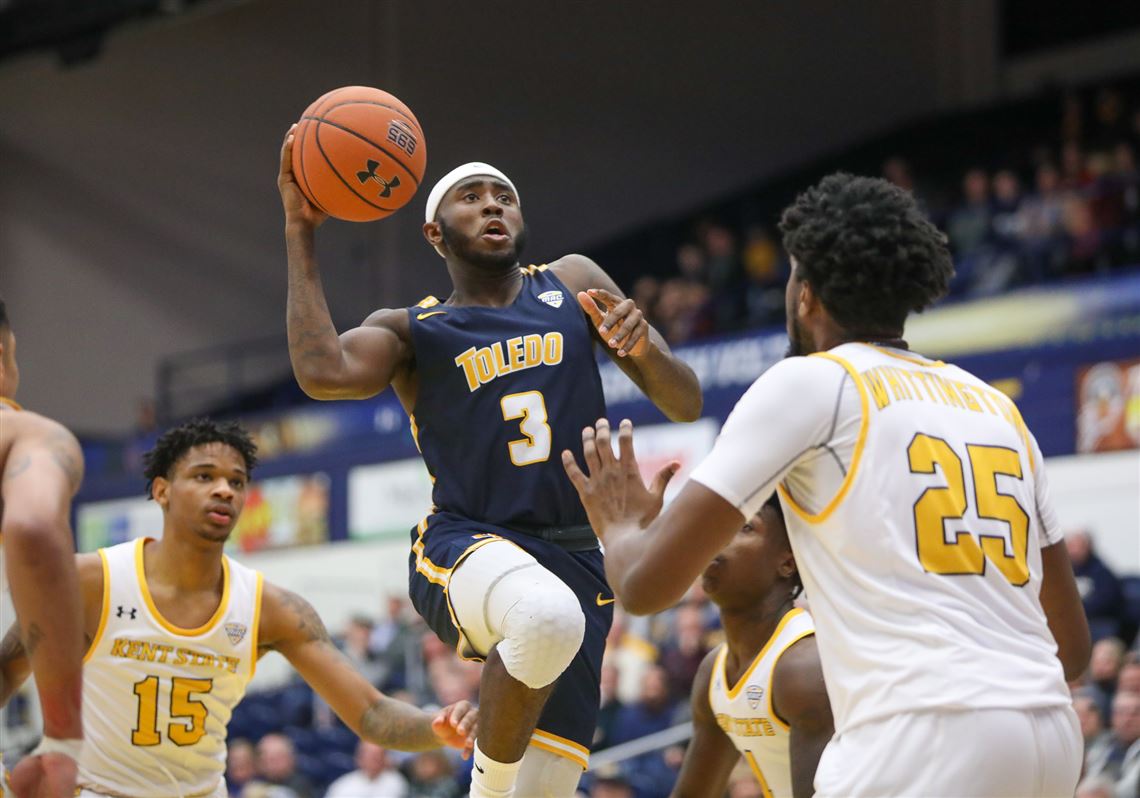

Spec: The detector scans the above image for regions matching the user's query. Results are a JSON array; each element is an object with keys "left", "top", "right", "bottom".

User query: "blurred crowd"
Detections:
[
  {"left": 629, "top": 84, "right": 1140, "bottom": 346},
  {"left": 223, "top": 526, "right": 1140, "bottom": 798},
  {"left": 1067, "top": 530, "right": 1140, "bottom": 798}
]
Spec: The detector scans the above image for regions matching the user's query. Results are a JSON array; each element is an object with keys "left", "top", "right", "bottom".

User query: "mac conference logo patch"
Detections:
[
  {"left": 225, "top": 622, "right": 248, "bottom": 646},
  {"left": 538, "top": 290, "right": 563, "bottom": 309},
  {"left": 746, "top": 685, "right": 764, "bottom": 710}
]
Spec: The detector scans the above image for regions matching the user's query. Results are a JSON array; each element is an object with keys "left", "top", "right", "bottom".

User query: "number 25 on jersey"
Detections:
[{"left": 908, "top": 433, "right": 1030, "bottom": 586}]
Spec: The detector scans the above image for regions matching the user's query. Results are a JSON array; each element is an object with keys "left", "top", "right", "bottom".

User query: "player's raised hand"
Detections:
[
  {"left": 9, "top": 751, "right": 78, "bottom": 798},
  {"left": 562, "top": 419, "right": 679, "bottom": 538},
  {"left": 431, "top": 700, "right": 478, "bottom": 759},
  {"left": 278, "top": 124, "right": 329, "bottom": 229},
  {"left": 578, "top": 289, "right": 650, "bottom": 358}
]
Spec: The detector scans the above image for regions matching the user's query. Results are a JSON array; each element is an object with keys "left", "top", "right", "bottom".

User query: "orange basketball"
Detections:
[{"left": 292, "top": 86, "right": 427, "bottom": 222}]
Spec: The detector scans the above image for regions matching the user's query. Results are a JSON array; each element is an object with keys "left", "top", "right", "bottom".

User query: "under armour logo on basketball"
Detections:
[
  {"left": 356, "top": 160, "right": 401, "bottom": 198},
  {"left": 116, "top": 606, "right": 137, "bottom": 620}
]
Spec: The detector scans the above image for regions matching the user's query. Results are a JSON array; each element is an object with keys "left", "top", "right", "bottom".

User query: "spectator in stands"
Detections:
[
  {"left": 1120, "top": 660, "right": 1140, "bottom": 695},
  {"left": 1076, "top": 691, "right": 1114, "bottom": 776},
  {"left": 741, "top": 225, "right": 785, "bottom": 326},
  {"left": 325, "top": 741, "right": 409, "bottom": 798},
  {"left": 370, "top": 596, "right": 414, "bottom": 690},
  {"left": 631, "top": 276, "right": 662, "bottom": 332},
  {"left": 1062, "top": 141, "right": 1094, "bottom": 190},
  {"left": 256, "top": 733, "right": 316, "bottom": 798},
  {"left": 226, "top": 739, "right": 258, "bottom": 796},
  {"left": 1068, "top": 530, "right": 1124, "bottom": 641},
  {"left": 946, "top": 168, "right": 992, "bottom": 293},
  {"left": 979, "top": 168, "right": 1024, "bottom": 294},
  {"left": 594, "top": 661, "right": 625, "bottom": 751},
  {"left": 658, "top": 603, "right": 710, "bottom": 705},
  {"left": 610, "top": 665, "right": 680, "bottom": 798},
  {"left": 1015, "top": 163, "right": 1070, "bottom": 282},
  {"left": 406, "top": 749, "right": 461, "bottom": 798},
  {"left": 1087, "top": 638, "right": 1129, "bottom": 721},
  {"left": 1086, "top": 690, "right": 1140, "bottom": 794},
  {"left": 343, "top": 615, "right": 385, "bottom": 685}
]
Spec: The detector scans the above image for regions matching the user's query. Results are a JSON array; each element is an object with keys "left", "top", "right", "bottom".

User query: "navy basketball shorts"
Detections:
[{"left": 408, "top": 510, "right": 613, "bottom": 769}]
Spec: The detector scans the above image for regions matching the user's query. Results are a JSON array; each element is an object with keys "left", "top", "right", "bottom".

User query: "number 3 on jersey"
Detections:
[
  {"left": 908, "top": 433, "right": 1030, "bottom": 586},
  {"left": 132, "top": 676, "right": 212, "bottom": 746},
  {"left": 501, "top": 390, "right": 551, "bottom": 466}
]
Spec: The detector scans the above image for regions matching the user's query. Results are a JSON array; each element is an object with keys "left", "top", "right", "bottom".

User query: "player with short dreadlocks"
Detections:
[
  {"left": 566, "top": 173, "right": 1090, "bottom": 797},
  {"left": 673, "top": 495, "right": 830, "bottom": 798}
]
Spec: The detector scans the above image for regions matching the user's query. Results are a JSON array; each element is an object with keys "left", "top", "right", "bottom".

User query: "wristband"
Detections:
[{"left": 30, "top": 737, "right": 83, "bottom": 763}]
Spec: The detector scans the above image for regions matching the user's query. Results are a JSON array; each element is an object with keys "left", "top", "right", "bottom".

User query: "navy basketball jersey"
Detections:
[{"left": 407, "top": 265, "right": 606, "bottom": 528}]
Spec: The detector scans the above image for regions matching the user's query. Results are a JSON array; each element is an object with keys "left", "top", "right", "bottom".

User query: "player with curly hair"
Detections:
[
  {"left": 1, "top": 418, "right": 477, "bottom": 798},
  {"left": 566, "top": 173, "right": 1091, "bottom": 797}
]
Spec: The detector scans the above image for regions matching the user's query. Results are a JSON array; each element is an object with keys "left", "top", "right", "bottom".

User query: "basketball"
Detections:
[{"left": 291, "top": 86, "right": 427, "bottom": 222}]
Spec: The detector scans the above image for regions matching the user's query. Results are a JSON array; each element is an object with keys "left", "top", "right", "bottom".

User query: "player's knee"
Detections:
[{"left": 497, "top": 576, "right": 584, "bottom": 690}]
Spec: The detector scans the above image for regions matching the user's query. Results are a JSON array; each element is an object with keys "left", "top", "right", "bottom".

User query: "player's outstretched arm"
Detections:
[
  {"left": 550, "top": 254, "right": 702, "bottom": 422},
  {"left": 1, "top": 418, "right": 85, "bottom": 742},
  {"left": 278, "top": 127, "right": 412, "bottom": 401},
  {"left": 670, "top": 649, "right": 740, "bottom": 798},
  {"left": 771, "top": 636, "right": 833, "bottom": 798},
  {"left": 258, "top": 583, "right": 476, "bottom": 755}
]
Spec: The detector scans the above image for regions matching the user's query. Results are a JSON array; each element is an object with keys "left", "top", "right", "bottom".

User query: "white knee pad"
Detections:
[
  {"left": 514, "top": 745, "right": 585, "bottom": 798},
  {"left": 448, "top": 540, "right": 585, "bottom": 689}
]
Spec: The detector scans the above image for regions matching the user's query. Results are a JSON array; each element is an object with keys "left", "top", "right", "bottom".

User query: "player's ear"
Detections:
[
  {"left": 151, "top": 476, "right": 170, "bottom": 507},
  {"left": 422, "top": 221, "right": 447, "bottom": 259},
  {"left": 797, "top": 278, "right": 817, "bottom": 319},
  {"left": 777, "top": 549, "right": 797, "bottom": 581}
]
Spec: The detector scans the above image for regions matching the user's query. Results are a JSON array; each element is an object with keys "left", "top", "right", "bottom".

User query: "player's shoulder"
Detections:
[
  {"left": 770, "top": 633, "right": 828, "bottom": 720},
  {"left": 690, "top": 643, "right": 725, "bottom": 714},
  {"left": 746, "top": 354, "right": 850, "bottom": 402},
  {"left": 2, "top": 408, "right": 77, "bottom": 445},
  {"left": 545, "top": 253, "right": 603, "bottom": 291},
  {"left": 76, "top": 550, "right": 107, "bottom": 610},
  {"left": 361, "top": 306, "right": 412, "bottom": 335}
]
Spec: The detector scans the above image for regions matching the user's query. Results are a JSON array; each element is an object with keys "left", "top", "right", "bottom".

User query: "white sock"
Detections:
[{"left": 469, "top": 740, "right": 522, "bottom": 798}]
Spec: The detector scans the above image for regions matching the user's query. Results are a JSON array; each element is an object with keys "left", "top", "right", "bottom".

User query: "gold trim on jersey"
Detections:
[
  {"left": 742, "top": 750, "right": 774, "bottom": 798},
  {"left": 856, "top": 343, "right": 946, "bottom": 368},
  {"left": 248, "top": 572, "right": 265, "bottom": 681},
  {"left": 766, "top": 629, "right": 815, "bottom": 733},
  {"left": 134, "top": 538, "right": 231, "bottom": 637},
  {"left": 416, "top": 296, "right": 441, "bottom": 309},
  {"left": 778, "top": 352, "right": 869, "bottom": 525},
  {"left": 412, "top": 518, "right": 450, "bottom": 587},
  {"left": 0, "top": 397, "right": 22, "bottom": 411},
  {"left": 530, "top": 728, "right": 589, "bottom": 770},
  {"left": 520, "top": 264, "right": 549, "bottom": 275},
  {"left": 720, "top": 608, "right": 806, "bottom": 701},
  {"left": 83, "top": 549, "right": 112, "bottom": 663}
]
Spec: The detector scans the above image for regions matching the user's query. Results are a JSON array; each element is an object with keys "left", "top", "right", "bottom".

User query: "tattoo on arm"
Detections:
[
  {"left": 360, "top": 696, "right": 438, "bottom": 751},
  {"left": 3, "top": 455, "right": 31, "bottom": 481},
  {"left": 278, "top": 589, "right": 333, "bottom": 645},
  {"left": 47, "top": 429, "right": 83, "bottom": 491},
  {"left": 0, "top": 625, "right": 25, "bottom": 666}
]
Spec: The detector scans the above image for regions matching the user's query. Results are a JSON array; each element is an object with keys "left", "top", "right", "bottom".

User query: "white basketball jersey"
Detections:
[
  {"left": 708, "top": 608, "right": 814, "bottom": 798},
  {"left": 78, "top": 538, "right": 263, "bottom": 798},
  {"left": 691, "top": 343, "right": 1070, "bottom": 735}
]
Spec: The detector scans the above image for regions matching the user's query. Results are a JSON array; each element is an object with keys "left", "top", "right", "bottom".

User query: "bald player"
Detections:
[{"left": 0, "top": 298, "right": 86, "bottom": 798}]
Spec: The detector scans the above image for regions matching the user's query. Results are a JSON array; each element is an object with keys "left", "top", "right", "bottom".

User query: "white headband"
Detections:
[{"left": 424, "top": 162, "right": 519, "bottom": 223}]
